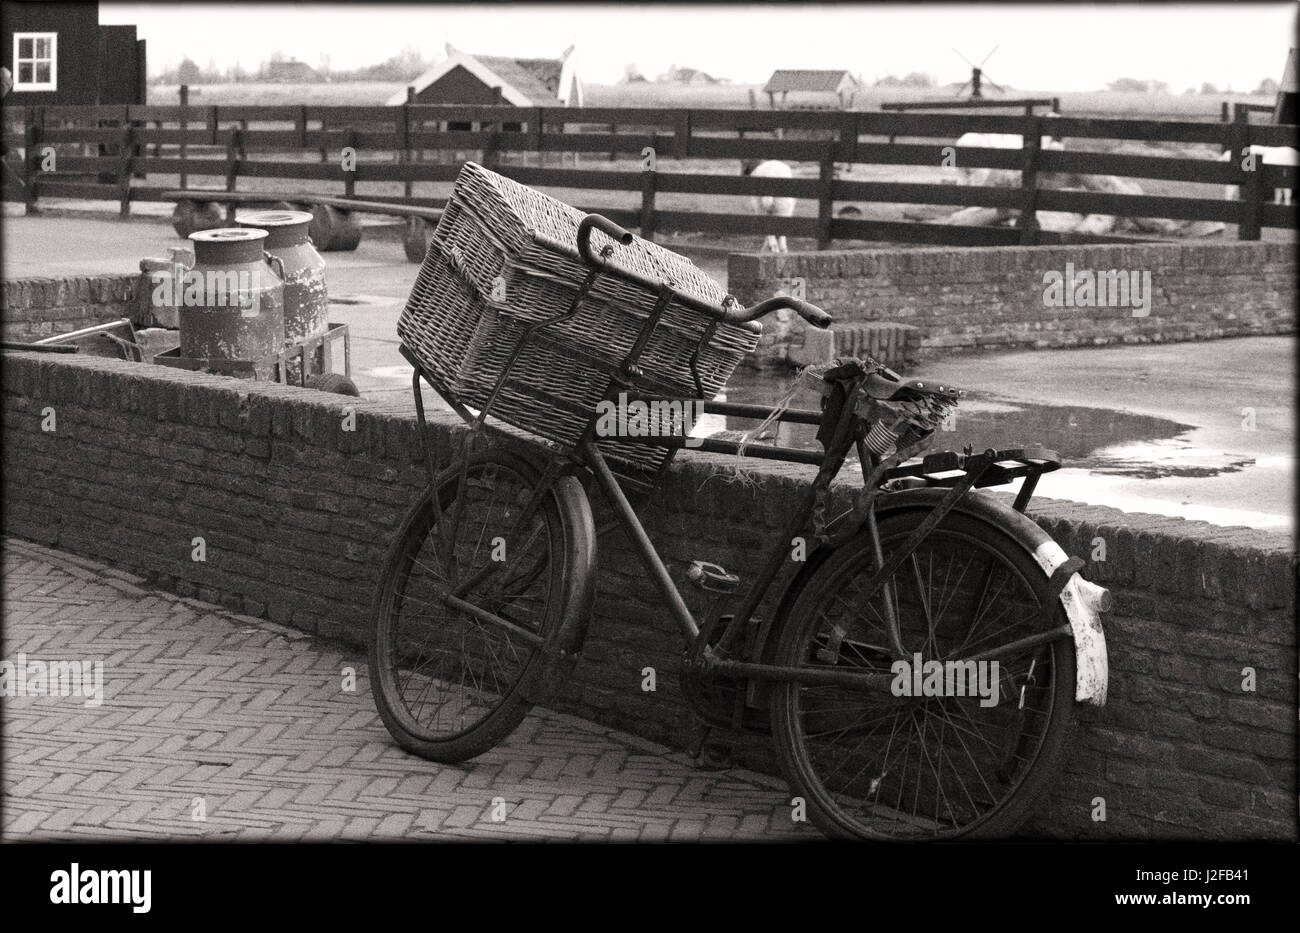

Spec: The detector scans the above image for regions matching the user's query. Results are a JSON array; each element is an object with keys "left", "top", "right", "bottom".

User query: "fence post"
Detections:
[
  {"left": 533, "top": 106, "right": 545, "bottom": 167},
  {"left": 640, "top": 164, "right": 657, "bottom": 242},
  {"left": 118, "top": 123, "right": 136, "bottom": 217},
  {"left": 343, "top": 127, "right": 357, "bottom": 199},
  {"left": 816, "top": 145, "right": 835, "bottom": 250},
  {"left": 224, "top": 126, "right": 244, "bottom": 222},
  {"left": 23, "top": 108, "right": 42, "bottom": 215},
  {"left": 1017, "top": 118, "right": 1043, "bottom": 246},
  {"left": 401, "top": 89, "right": 413, "bottom": 199},
  {"left": 179, "top": 84, "right": 189, "bottom": 189},
  {"left": 1230, "top": 120, "right": 1262, "bottom": 241}
]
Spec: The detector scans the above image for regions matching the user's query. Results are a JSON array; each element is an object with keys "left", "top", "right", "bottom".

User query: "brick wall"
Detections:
[
  {"left": 729, "top": 241, "right": 1297, "bottom": 365},
  {"left": 1, "top": 273, "right": 149, "bottom": 342},
  {"left": 2, "top": 350, "right": 1294, "bottom": 841}
]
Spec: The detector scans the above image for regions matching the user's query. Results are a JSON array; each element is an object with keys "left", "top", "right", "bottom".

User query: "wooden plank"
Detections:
[
  {"left": 1035, "top": 188, "right": 1241, "bottom": 223},
  {"left": 235, "top": 161, "right": 342, "bottom": 181},
  {"left": 38, "top": 181, "right": 118, "bottom": 200},
  {"left": 208, "top": 105, "right": 305, "bottom": 122},
  {"left": 1039, "top": 149, "right": 1237, "bottom": 185},
  {"left": 655, "top": 172, "right": 818, "bottom": 197},
  {"left": 39, "top": 128, "right": 124, "bottom": 143},
  {"left": 684, "top": 136, "right": 840, "bottom": 162},
  {"left": 137, "top": 157, "right": 230, "bottom": 175},
  {"left": 652, "top": 211, "right": 814, "bottom": 236},
  {"left": 833, "top": 180, "right": 1021, "bottom": 208},
  {"left": 129, "top": 128, "right": 212, "bottom": 145},
  {"left": 1044, "top": 117, "right": 1232, "bottom": 145}
]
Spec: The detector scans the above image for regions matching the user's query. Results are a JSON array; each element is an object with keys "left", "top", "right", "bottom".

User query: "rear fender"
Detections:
[
  {"left": 765, "top": 487, "right": 1109, "bottom": 705},
  {"left": 520, "top": 473, "right": 597, "bottom": 702}
]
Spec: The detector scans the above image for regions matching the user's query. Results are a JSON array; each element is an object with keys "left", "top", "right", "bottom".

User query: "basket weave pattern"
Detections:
[{"left": 398, "top": 163, "right": 760, "bottom": 474}]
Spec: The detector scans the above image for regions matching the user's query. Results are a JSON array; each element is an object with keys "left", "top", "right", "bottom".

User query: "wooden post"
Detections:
[
  {"left": 1232, "top": 120, "right": 1261, "bottom": 241},
  {"left": 23, "top": 108, "right": 42, "bottom": 215},
  {"left": 816, "top": 145, "right": 835, "bottom": 250},
  {"left": 640, "top": 165, "right": 657, "bottom": 242},
  {"left": 179, "top": 84, "right": 189, "bottom": 189},
  {"left": 402, "top": 88, "right": 414, "bottom": 199},
  {"left": 118, "top": 124, "right": 136, "bottom": 217},
  {"left": 1220, "top": 100, "right": 1230, "bottom": 123},
  {"left": 343, "top": 127, "right": 357, "bottom": 199},
  {"left": 533, "top": 106, "right": 545, "bottom": 167},
  {"left": 1017, "top": 119, "right": 1043, "bottom": 245},
  {"left": 224, "top": 126, "right": 244, "bottom": 222}
]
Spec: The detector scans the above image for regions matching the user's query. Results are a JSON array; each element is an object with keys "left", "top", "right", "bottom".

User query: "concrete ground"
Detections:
[
  {"left": 2, "top": 207, "right": 1293, "bottom": 530},
  {"left": 2, "top": 537, "right": 813, "bottom": 841}
]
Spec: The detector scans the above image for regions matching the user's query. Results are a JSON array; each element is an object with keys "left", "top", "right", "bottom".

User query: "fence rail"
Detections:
[{"left": 2, "top": 102, "right": 1296, "bottom": 245}]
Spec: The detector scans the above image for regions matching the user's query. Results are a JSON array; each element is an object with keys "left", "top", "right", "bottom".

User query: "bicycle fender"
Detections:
[
  {"left": 782, "top": 488, "right": 1110, "bottom": 706},
  {"left": 520, "top": 474, "right": 598, "bottom": 704}
]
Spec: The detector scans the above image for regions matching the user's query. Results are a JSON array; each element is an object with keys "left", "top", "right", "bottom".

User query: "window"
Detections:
[{"left": 13, "top": 33, "right": 57, "bottom": 91}]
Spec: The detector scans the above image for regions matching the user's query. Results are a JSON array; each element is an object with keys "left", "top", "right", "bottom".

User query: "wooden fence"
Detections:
[{"left": 2, "top": 102, "right": 1296, "bottom": 246}]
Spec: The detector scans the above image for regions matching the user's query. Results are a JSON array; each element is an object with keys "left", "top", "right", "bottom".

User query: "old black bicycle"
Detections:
[{"left": 368, "top": 212, "right": 1112, "bottom": 841}]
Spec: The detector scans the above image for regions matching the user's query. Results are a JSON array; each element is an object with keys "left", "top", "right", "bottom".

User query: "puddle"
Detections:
[{"left": 717, "top": 368, "right": 1277, "bottom": 487}]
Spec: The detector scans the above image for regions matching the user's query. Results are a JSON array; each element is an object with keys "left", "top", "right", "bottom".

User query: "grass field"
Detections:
[{"left": 148, "top": 80, "right": 1277, "bottom": 121}]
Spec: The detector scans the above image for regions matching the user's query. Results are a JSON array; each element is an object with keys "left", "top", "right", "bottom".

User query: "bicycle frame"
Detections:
[
  {"left": 402, "top": 341, "right": 1069, "bottom": 699},
  {"left": 399, "top": 219, "right": 1074, "bottom": 695}
]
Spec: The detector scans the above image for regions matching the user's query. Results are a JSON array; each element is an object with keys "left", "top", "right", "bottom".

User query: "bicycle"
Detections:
[{"left": 369, "top": 213, "right": 1112, "bottom": 841}]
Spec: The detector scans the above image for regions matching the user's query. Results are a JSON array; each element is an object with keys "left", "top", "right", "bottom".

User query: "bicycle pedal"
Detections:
[{"left": 687, "top": 560, "right": 740, "bottom": 593}]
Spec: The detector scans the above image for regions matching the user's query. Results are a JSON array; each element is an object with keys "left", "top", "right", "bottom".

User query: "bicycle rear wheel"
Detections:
[
  {"left": 770, "top": 510, "right": 1076, "bottom": 840},
  {"left": 369, "top": 445, "right": 591, "bottom": 763}
]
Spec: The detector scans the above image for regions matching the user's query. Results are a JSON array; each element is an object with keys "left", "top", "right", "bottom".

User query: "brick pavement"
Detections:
[{"left": 1, "top": 537, "right": 816, "bottom": 841}]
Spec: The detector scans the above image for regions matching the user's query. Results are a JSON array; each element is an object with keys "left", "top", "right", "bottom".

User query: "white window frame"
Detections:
[{"left": 13, "top": 33, "right": 58, "bottom": 92}]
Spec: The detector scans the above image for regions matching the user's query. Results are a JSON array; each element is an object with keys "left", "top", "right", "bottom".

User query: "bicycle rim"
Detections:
[
  {"left": 772, "top": 511, "right": 1076, "bottom": 840},
  {"left": 370, "top": 448, "right": 572, "bottom": 761}
]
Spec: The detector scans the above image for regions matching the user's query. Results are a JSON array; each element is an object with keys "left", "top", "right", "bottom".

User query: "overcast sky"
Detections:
[{"left": 101, "top": 2, "right": 1297, "bottom": 92}]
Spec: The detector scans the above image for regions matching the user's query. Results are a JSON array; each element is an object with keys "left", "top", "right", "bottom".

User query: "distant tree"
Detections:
[
  {"left": 622, "top": 62, "right": 647, "bottom": 83},
  {"left": 1107, "top": 77, "right": 1149, "bottom": 92},
  {"left": 1253, "top": 77, "right": 1278, "bottom": 96},
  {"left": 177, "top": 57, "right": 202, "bottom": 85},
  {"left": 902, "top": 71, "right": 935, "bottom": 88},
  {"left": 1200, "top": 81, "right": 1219, "bottom": 95}
]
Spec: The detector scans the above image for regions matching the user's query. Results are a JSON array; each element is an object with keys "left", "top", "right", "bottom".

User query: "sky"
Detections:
[{"left": 100, "top": 2, "right": 1298, "bottom": 92}]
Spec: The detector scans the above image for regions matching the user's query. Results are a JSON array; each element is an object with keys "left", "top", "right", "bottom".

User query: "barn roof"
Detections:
[
  {"left": 763, "top": 70, "right": 856, "bottom": 93},
  {"left": 387, "top": 50, "right": 580, "bottom": 106}
]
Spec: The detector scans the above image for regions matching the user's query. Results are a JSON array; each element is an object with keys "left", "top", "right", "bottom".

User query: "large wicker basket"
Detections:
[{"left": 399, "top": 163, "right": 760, "bottom": 476}]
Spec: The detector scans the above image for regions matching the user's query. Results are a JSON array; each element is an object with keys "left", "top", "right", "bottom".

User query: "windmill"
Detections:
[{"left": 953, "top": 45, "right": 1005, "bottom": 99}]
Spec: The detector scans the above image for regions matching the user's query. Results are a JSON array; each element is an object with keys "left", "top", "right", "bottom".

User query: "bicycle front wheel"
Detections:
[
  {"left": 369, "top": 445, "right": 591, "bottom": 763},
  {"left": 770, "top": 510, "right": 1076, "bottom": 840}
]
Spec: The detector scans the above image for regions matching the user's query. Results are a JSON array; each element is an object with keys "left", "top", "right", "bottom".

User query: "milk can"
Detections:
[
  {"left": 237, "top": 210, "right": 328, "bottom": 344},
  {"left": 182, "top": 228, "right": 285, "bottom": 380}
]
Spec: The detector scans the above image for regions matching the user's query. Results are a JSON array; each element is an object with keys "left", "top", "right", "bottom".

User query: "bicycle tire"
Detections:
[
  {"left": 770, "top": 510, "right": 1076, "bottom": 840},
  {"left": 369, "top": 445, "right": 590, "bottom": 763}
]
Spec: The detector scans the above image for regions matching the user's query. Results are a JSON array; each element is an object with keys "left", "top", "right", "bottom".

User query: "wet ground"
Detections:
[{"left": 4, "top": 208, "right": 1293, "bottom": 531}]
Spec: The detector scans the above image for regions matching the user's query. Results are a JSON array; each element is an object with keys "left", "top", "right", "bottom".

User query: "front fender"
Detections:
[{"left": 770, "top": 487, "right": 1110, "bottom": 705}]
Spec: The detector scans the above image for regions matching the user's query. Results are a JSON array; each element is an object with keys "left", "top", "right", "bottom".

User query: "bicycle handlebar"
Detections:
[{"left": 575, "top": 214, "right": 831, "bottom": 330}]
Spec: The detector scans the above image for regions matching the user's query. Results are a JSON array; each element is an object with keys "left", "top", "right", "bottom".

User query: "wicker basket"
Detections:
[{"left": 399, "top": 163, "right": 760, "bottom": 475}]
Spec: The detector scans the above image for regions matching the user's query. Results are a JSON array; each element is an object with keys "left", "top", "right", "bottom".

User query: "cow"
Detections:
[
  {"left": 743, "top": 159, "right": 796, "bottom": 252},
  {"left": 1219, "top": 145, "right": 1298, "bottom": 206}
]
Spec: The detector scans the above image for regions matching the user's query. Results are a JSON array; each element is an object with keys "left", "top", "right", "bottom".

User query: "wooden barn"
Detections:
[
  {"left": 763, "top": 69, "right": 859, "bottom": 110},
  {"left": 388, "top": 45, "right": 582, "bottom": 111},
  {"left": 1, "top": 0, "right": 145, "bottom": 105}
]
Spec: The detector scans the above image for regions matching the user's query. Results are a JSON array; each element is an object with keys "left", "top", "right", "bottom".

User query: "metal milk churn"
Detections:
[
  {"left": 237, "top": 210, "right": 328, "bottom": 344},
  {"left": 182, "top": 228, "right": 285, "bottom": 380}
]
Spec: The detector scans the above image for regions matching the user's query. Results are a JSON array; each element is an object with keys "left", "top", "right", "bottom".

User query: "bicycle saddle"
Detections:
[{"left": 862, "top": 372, "right": 964, "bottom": 402}]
